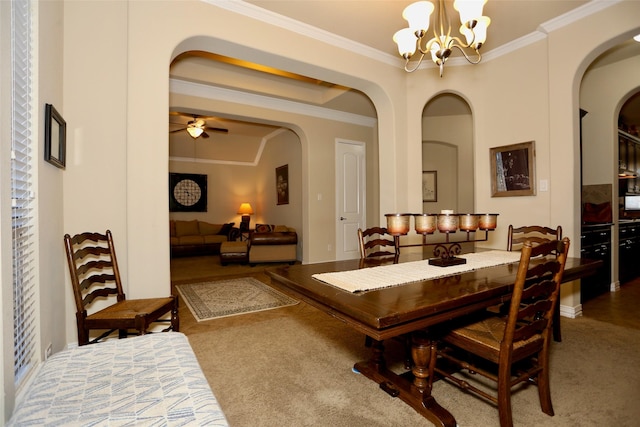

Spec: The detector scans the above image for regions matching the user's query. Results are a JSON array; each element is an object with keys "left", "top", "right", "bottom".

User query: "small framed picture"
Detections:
[
  {"left": 490, "top": 141, "right": 536, "bottom": 197},
  {"left": 276, "top": 164, "right": 289, "bottom": 205},
  {"left": 422, "top": 171, "right": 437, "bottom": 202},
  {"left": 44, "top": 103, "right": 66, "bottom": 169}
]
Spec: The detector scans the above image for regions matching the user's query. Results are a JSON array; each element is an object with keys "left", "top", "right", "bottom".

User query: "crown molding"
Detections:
[
  {"left": 204, "top": 0, "right": 619, "bottom": 71},
  {"left": 207, "top": 0, "right": 401, "bottom": 68},
  {"left": 170, "top": 78, "right": 377, "bottom": 128}
]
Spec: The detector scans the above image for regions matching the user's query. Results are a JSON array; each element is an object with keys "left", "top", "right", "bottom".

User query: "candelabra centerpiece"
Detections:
[{"left": 385, "top": 211, "right": 498, "bottom": 267}]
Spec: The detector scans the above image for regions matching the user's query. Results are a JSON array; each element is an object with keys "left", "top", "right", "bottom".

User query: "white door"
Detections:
[{"left": 336, "top": 139, "right": 366, "bottom": 260}]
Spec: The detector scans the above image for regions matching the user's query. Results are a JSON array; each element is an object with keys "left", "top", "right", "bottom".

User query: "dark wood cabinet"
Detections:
[
  {"left": 580, "top": 225, "right": 612, "bottom": 303},
  {"left": 619, "top": 221, "right": 640, "bottom": 284}
]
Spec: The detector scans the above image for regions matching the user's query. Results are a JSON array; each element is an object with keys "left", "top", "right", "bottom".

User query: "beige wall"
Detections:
[{"left": 57, "top": 0, "right": 640, "bottom": 356}]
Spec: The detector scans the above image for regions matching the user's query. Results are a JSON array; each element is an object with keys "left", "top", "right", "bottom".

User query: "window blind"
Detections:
[{"left": 11, "top": 0, "right": 38, "bottom": 386}]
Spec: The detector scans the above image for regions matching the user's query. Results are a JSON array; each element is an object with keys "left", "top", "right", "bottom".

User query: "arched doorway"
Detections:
[{"left": 421, "top": 93, "right": 473, "bottom": 215}]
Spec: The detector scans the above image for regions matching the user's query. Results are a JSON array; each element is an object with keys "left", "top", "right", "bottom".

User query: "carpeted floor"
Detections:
[{"left": 171, "top": 255, "right": 640, "bottom": 426}]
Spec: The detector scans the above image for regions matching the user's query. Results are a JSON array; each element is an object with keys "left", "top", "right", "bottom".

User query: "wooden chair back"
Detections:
[
  {"left": 64, "top": 230, "right": 125, "bottom": 316},
  {"left": 507, "top": 224, "right": 562, "bottom": 251},
  {"left": 503, "top": 238, "right": 569, "bottom": 352},
  {"left": 357, "top": 227, "right": 398, "bottom": 259}
]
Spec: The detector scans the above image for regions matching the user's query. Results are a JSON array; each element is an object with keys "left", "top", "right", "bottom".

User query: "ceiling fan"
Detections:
[{"left": 169, "top": 113, "right": 229, "bottom": 139}]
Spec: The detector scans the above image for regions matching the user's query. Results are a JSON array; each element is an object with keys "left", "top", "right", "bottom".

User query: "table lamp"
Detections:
[{"left": 237, "top": 203, "right": 254, "bottom": 231}]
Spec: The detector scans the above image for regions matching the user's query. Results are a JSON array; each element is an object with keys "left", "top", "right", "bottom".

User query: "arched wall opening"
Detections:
[{"left": 167, "top": 41, "right": 382, "bottom": 265}]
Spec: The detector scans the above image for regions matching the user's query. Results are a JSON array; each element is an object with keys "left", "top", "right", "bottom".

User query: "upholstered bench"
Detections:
[{"left": 220, "top": 241, "right": 249, "bottom": 265}]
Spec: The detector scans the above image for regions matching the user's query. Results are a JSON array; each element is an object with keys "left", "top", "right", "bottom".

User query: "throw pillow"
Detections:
[
  {"left": 175, "top": 220, "right": 199, "bottom": 237},
  {"left": 255, "top": 224, "right": 274, "bottom": 233},
  {"left": 273, "top": 225, "right": 289, "bottom": 233}
]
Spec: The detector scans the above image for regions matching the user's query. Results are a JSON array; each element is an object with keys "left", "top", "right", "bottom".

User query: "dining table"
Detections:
[{"left": 266, "top": 250, "right": 602, "bottom": 427}]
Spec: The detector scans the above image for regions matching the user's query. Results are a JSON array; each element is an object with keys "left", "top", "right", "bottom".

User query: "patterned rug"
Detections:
[{"left": 176, "top": 277, "right": 298, "bottom": 322}]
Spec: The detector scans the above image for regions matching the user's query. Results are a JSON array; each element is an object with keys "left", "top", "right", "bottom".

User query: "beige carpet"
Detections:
[
  {"left": 176, "top": 277, "right": 298, "bottom": 322},
  {"left": 184, "top": 288, "right": 640, "bottom": 427},
  {"left": 171, "top": 258, "right": 640, "bottom": 426}
]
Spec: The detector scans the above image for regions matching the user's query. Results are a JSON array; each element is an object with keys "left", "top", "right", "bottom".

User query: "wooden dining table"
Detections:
[{"left": 266, "top": 251, "right": 602, "bottom": 427}]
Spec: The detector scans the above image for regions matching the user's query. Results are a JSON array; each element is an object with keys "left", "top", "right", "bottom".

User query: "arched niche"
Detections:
[{"left": 421, "top": 93, "right": 473, "bottom": 214}]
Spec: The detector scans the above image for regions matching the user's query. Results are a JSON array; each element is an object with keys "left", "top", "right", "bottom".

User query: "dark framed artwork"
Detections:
[
  {"left": 490, "top": 141, "right": 536, "bottom": 197},
  {"left": 276, "top": 164, "right": 289, "bottom": 205},
  {"left": 169, "top": 172, "right": 207, "bottom": 212},
  {"left": 44, "top": 103, "right": 66, "bottom": 169},
  {"left": 422, "top": 171, "right": 437, "bottom": 202}
]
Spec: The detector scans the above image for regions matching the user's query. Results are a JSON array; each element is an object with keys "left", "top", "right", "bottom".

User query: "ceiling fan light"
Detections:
[
  {"left": 187, "top": 126, "right": 204, "bottom": 139},
  {"left": 634, "top": 34, "right": 640, "bottom": 42}
]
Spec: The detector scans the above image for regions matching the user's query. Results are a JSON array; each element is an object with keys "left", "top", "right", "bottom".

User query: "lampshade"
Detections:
[
  {"left": 402, "top": 1, "right": 434, "bottom": 33},
  {"left": 393, "top": 28, "right": 418, "bottom": 57},
  {"left": 453, "top": 0, "right": 487, "bottom": 26},
  {"left": 187, "top": 126, "right": 204, "bottom": 138},
  {"left": 237, "top": 203, "right": 254, "bottom": 215}
]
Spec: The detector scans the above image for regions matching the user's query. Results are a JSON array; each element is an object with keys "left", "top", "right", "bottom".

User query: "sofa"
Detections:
[
  {"left": 170, "top": 219, "right": 238, "bottom": 257},
  {"left": 248, "top": 224, "right": 298, "bottom": 265}
]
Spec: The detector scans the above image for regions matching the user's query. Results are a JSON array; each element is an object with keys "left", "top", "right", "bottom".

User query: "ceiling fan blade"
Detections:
[
  {"left": 206, "top": 127, "right": 229, "bottom": 133},
  {"left": 169, "top": 128, "right": 187, "bottom": 133},
  {"left": 201, "top": 131, "right": 210, "bottom": 139}
]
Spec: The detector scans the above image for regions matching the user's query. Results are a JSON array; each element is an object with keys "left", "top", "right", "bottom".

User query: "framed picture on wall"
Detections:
[
  {"left": 44, "top": 103, "right": 66, "bottom": 169},
  {"left": 422, "top": 171, "right": 437, "bottom": 202},
  {"left": 169, "top": 172, "right": 208, "bottom": 212},
  {"left": 276, "top": 164, "right": 289, "bottom": 205},
  {"left": 490, "top": 141, "right": 536, "bottom": 197}
]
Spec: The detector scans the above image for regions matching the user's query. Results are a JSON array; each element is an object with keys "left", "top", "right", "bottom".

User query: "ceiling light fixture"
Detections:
[
  {"left": 393, "top": 0, "right": 490, "bottom": 77},
  {"left": 186, "top": 123, "right": 204, "bottom": 139},
  {"left": 634, "top": 34, "right": 640, "bottom": 42}
]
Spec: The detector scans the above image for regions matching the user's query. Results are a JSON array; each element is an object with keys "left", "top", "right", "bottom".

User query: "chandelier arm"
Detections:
[
  {"left": 449, "top": 43, "right": 482, "bottom": 65},
  {"left": 404, "top": 52, "right": 426, "bottom": 73}
]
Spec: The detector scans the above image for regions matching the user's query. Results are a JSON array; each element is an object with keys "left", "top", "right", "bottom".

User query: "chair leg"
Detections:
[
  {"left": 537, "top": 351, "right": 555, "bottom": 416},
  {"left": 171, "top": 297, "right": 180, "bottom": 332},
  {"left": 497, "top": 360, "right": 514, "bottom": 427},
  {"left": 553, "top": 299, "right": 562, "bottom": 342}
]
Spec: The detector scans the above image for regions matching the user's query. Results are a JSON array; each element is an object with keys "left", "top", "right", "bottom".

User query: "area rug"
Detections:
[{"left": 176, "top": 277, "right": 298, "bottom": 322}]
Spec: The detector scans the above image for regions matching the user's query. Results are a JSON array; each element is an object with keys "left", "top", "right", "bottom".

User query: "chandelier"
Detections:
[{"left": 393, "top": 0, "right": 490, "bottom": 77}]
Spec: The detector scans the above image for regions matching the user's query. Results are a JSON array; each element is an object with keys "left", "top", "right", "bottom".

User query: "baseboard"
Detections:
[{"left": 559, "top": 303, "right": 583, "bottom": 319}]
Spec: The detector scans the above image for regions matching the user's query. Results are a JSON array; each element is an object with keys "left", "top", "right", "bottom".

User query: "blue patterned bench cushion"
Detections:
[{"left": 8, "top": 332, "right": 228, "bottom": 426}]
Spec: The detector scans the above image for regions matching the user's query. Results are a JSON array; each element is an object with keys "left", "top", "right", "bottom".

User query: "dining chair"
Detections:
[
  {"left": 358, "top": 227, "right": 409, "bottom": 366},
  {"left": 507, "top": 224, "right": 563, "bottom": 342},
  {"left": 64, "top": 230, "right": 179, "bottom": 345},
  {"left": 357, "top": 226, "right": 399, "bottom": 259},
  {"left": 429, "top": 238, "right": 570, "bottom": 427}
]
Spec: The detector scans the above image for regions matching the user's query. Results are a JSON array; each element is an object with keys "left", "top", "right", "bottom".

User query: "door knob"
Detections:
[{"left": 340, "top": 217, "right": 347, "bottom": 221}]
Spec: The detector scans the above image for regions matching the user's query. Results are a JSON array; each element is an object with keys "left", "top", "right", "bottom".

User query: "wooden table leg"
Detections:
[{"left": 354, "top": 332, "right": 456, "bottom": 427}]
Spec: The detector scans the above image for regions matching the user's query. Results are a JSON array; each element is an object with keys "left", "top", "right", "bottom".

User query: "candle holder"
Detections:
[{"left": 386, "top": 211, "right": 499, "bottom": 267}]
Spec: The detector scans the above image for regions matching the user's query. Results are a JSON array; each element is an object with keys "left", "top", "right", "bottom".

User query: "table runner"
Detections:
[{"left": 312, "top": 250, "right": 523, "bottom": 293}]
